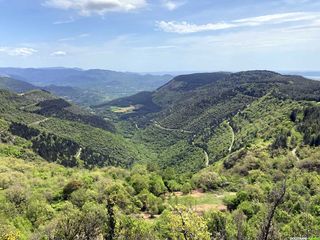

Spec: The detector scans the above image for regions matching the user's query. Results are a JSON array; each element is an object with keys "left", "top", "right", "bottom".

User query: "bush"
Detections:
[
  {"left": 166, "top": 180, "right": 181, "bottom": 192},
  {"left": 149, "top": 174, "right": 167, "bottom": 196},
  {"left": 62, "top": 180, "right": 83, "bottom": 199},
  {"left": 5, "top": 185, "right": 29, "bottom": 208},
  {"left": 204, "top": 211, "right": 227, "bottom": 239},
  {"left": 181, "top": 182, "right": 192, "bottom": 195},
  {"left": 298, "top": 159, "right": 320, "bottom": 173},
  {"left": 192, "top": 171, "right": 224, "bottom": 191}
]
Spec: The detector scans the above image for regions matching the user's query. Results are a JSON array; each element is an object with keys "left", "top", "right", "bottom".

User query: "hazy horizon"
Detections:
[{"left": 0, "top": 66, "right": 320, "bottom": 77}]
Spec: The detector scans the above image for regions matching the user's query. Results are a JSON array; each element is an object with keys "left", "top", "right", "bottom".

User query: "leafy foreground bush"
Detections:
[{"left": 1, "top": 151, "right": 320, "bottom": 240}]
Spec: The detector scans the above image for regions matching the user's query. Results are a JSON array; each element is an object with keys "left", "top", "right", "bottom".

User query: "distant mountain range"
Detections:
[{"left": 0, "top": 67, "right": 173, "bottom": 106}]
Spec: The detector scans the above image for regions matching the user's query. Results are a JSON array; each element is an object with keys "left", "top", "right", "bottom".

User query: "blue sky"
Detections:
[{"left": 0, "top": 0, "right": 320, "bottom": 72}]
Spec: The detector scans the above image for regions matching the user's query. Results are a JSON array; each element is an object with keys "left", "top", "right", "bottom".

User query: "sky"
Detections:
[{"left": 0, "top": 0, "right": 320, "bottom": 72}]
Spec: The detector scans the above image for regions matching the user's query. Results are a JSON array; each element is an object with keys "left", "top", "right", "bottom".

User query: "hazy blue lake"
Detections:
[{"left": 304, "top": 76, "right": 320, "bottom": 80}]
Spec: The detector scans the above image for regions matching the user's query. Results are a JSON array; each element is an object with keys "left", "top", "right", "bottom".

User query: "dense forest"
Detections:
[{"left": 1, "top": 71, "right": 320, "bottom": 239}]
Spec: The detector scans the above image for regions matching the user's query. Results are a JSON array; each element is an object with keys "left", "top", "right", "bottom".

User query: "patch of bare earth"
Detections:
[
  {"left": 193, "top": 204, "right": 228, "bottom": 214},
  {"left": 189, "top": 189, "right": 205, "bottom": 198},
  {"left": 113, "top": 105, "right": 136, "bottom": 113},
  {"left": 139, "top": 213, "right": 160, "bottom": 220}
]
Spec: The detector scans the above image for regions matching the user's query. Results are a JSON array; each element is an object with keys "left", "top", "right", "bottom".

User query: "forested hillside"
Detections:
[
  {"left": 0, "top": 76, "right": 37, "bottom": 93},
  {"left": 1, "top": 71, "right": 320, "bottom": 239},
  {"left": 0, "top": 89, "right": 152, "bottom": 169},
  {"left": 95, "top": 71, "right": 320, "bottom": 172}
]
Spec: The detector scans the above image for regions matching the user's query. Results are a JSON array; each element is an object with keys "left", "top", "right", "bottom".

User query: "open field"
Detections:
[
  {"left": 110, "top": 105, "right": 136, "bottom": 113},
  {"left": 167, "top": 189, "right": 236, "bottom": 213}
]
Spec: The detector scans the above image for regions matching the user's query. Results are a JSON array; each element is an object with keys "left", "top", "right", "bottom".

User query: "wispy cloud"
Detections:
[
  {"left": 0, "top": 47, "right": 38, "bottom": 56},
  {"left": 157, "top": 12, "right": 320, "bottom": 33},
  {"left": 53, "top": 17, "right": 75, "bottom": 24},
  {"left": 44, "top": 0, "right": 147, "bottom": 16},
  {"left": 162, "top": 20, "right": 320, "bottom": 53},
  {"left": 283, "top": 0, "right": 312, "bottom": 4},
  {"left": 162, "top": 0, "right": 185, "bottom": 11},
  {"left": 51, "top": 51, "right": 67, "bottom": 56},
  {"left": 58, "top": 33, "right": 90, "bottom": 42},
  {"left": 134, "top": 45, "right": 177, "bottom": 50}
]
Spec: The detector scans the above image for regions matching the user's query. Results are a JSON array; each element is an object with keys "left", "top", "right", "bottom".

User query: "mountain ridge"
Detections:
[{"left": 0, "top": 67, "right": 174, "bottom": 106}]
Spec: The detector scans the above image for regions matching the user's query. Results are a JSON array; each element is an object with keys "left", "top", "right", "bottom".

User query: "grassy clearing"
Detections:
[
  {"left": 110, "top": 105, "right": 136, "bottom": 113},
  {"left": 167, "top": 190, "right": 235, "bottom": 213}
]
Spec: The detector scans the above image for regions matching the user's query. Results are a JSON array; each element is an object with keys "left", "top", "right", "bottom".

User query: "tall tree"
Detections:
[{"left": 258, "top": 181, "right": 286, "bottom": 240}]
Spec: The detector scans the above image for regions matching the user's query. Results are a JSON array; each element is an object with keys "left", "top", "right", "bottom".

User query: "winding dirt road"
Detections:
[
  {"left": 75, "top": 147, "right": 82, "bottom": 159},
  {"left": 227, "top": 121, "right": 235, "bottom": 153},
  {"left": 203, "top": 150, "right": 209, "bottom": 167},
  {"left": 153, "top": 121, "right": 192, "bottom": 134},
  {"left": 28, "top": 118, "right": 50, "bottom": 127},
  {"left": 292, "top": 147, "right": 300, "bottom": 161}
]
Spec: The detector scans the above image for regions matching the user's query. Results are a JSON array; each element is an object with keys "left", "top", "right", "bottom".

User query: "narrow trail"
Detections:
[
  {"left": 203, "top": 150, "right": 209, "bottom": 167},
  {"left": 227, "top": 121, "right": 235, "bottom": 153},
  {"left": 191, "top": 141, "right": 209, "bottom": 167},
  {"left": 28, "top": 118, "right": 49, "bottom": 127},
  {"left": 75, "top": 147, "right": 82, "bottom": 159},
  {"left": 152, "top": 121, "right": 193, "bottom": 134},
  {"left": 19, "top": 103, "right": 37, "bottom": 111},
  {"left": 292, "top": 147, "right": 300, "bottom": 161}
]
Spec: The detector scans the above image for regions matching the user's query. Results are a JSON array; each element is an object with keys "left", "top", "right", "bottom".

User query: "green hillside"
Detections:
[
  {"left": 95, "top": 71, "right": 320, "bottom": 173},
  {"left": 1, "top": 71, "right": 320, "bottom": 239},
  {"left": 0, "top": 89, "right": 152, "bottom": 169},
  {"left": 0, "top": 76, "right": 37, "bottom": 93}
]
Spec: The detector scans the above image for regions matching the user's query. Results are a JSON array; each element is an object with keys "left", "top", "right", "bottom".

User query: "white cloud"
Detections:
[
  {"left": 283, "top": 0, "right": 311, "bottom": 4},
  {"left": 53, "top": 17, "right": 75, "bottom": 24},
  {"left": 157, "top": 12, "right": 320, "bottom": 33},
  {"left": 11, "top": 48, "right": 38, "bottom": 56},
  {"left": 134, "top": 45, "right": 176, "bottom": 50},
  {"left": 51, "top": 51, "right": 67, "bottom": 56},
  {"left": 58, "top": 33, "right": 90, "bottom": 42},
  {"left": 157, "top": 21, "right": 235, "bottom": 33},
  {"left": 44, "top": 0, "right": 147, "bottom": 15},
  {"left": 162, "top": 0, "right": 185, "bottom": 11},
  {"left": 0, "top": 47, "right": 38, "bottom": 56}
]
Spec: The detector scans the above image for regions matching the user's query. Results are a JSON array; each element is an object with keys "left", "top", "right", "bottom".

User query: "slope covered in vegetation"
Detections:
[
  {"left": 0, "top": 76, "right": 37, "bottom": 93},
  {"left": 95, "top": 71, "right": 320, "bottom": 173},
  {"left": 0, "top": 89, "right": 152, "bottom": 169},
  {"left": 1, "top": 71, "right": 320, "bottom": 239}
]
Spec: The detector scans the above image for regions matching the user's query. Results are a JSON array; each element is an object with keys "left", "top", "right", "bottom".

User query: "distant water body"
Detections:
[{"left": 304, "top": 76, "right": 320, "bottom": 80}]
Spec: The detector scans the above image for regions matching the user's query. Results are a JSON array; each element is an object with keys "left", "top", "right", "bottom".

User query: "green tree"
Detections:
[
  {"left": 156, "top": 207, "right": 211, "bottom": 240},
  {"left": 181, "top": 182, "right": 192, "bottom": 195},
  {"left": 130, "top": 174, "right": 150, "bottom": 194},
  {"left": 205, "top": 210, "right": 227, "bottom": 240},
  {"left": 62, "top": 180, "right": 82, "bottom": 200},
  {"left": 116, "top": 215, "right": 158, "bottom": 240},
  {"left": 149, "top": 174, "right": 167, "bottom": 196}
]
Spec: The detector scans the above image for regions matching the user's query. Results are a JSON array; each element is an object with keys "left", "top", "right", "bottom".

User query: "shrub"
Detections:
[
  {"left": 62, "top": 180, "right": 82, "bottom": 199},
  {"left": 192, "top": 171, "right": 224, "bottom": 191}
]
